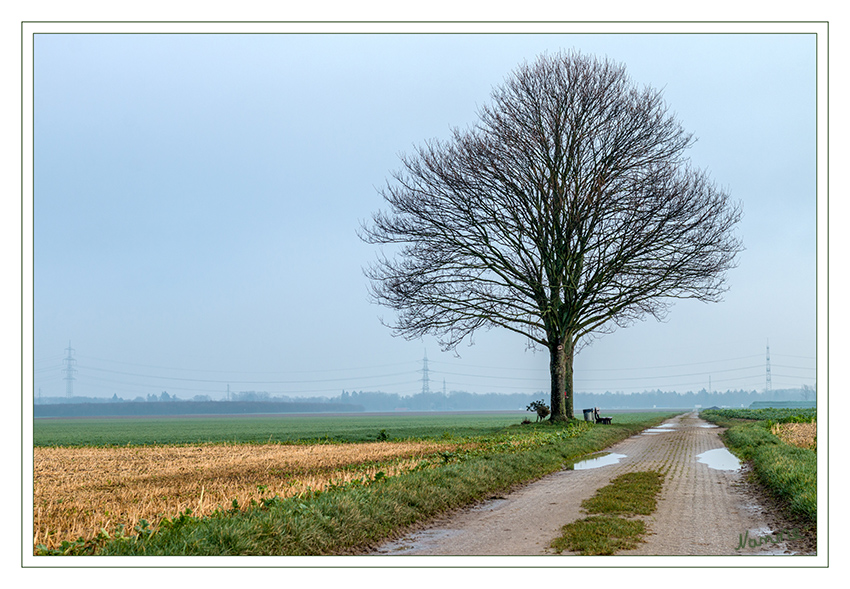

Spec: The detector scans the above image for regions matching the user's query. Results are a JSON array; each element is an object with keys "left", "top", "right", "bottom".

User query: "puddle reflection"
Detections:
[
  {"left": 696, "top": 448, "right": 742, "bottom": 470},
  {"left": 570, "top": 452, "right": 627, "bottom": 470}
]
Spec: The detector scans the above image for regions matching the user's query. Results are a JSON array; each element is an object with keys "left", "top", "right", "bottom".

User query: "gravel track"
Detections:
[{"left": 371, "top": 412, "right": 815, "bottom": 556}]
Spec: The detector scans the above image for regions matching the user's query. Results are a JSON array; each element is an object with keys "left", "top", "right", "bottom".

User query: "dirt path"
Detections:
[{"left": 371, "top": 412, "right": 814, "bottom": 556}]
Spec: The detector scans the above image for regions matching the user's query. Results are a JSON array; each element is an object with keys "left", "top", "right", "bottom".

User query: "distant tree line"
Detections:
[
  {"left": 573, "top": 387, "right": 815, "bottom": 410},
  {"left": 336, "top": 386, "right": 815, "bottom": 412},
  {"left": 34, "top": 385, "right": 815, "bottom": 415}
]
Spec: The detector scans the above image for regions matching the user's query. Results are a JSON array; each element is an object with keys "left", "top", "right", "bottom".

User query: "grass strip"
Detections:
[
  {"left": 51, "top": 413, "right": 676, "bottom": 556},
  {"left": 580, "top": 471, "right": 664, "bottom": 516},
  {"left": 551, "top": 470, "right": 664, "bottom": 556},
  {"left": 700, "top": 410, "right": 816, "bottom": 526},
  {"left": 550, "top": 516, "right": 646, "bottom": 556}
]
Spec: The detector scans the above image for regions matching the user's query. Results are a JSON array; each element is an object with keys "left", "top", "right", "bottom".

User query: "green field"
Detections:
[
  {"left": 33, "top": 412, "right": 530, "bottom": 447},
  {"left": 700, "top": 407, "right": 816, "bottom": 423}
]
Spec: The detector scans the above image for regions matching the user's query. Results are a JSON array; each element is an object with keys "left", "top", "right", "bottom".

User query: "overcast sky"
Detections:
[{"left": 30, "top": 27, "right": 821, "bottom": 400}]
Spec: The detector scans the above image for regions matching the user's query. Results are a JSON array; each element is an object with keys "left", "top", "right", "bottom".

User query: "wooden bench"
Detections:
[{"left": 592, "top": 408, "right": 613, "bottom": 425}]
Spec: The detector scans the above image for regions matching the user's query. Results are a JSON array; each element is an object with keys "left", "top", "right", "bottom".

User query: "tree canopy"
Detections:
[{"left": 361, "top": 50, "right": 742, "bottom": 420}]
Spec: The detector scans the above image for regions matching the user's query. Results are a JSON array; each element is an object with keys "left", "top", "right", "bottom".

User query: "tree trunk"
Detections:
[
  {"left": 564, "top": 336, "right": 575, "bottom": 420},
  {"left": 549, "top": 337, "right": 576, "bottom": 422},
  {"left": 549, "top": 343, "right": 568, "bottom": 422}
]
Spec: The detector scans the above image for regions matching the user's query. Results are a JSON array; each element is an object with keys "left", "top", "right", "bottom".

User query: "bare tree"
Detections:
[{"left": 360, "top": 50, "right": 742, "bottom": 421}]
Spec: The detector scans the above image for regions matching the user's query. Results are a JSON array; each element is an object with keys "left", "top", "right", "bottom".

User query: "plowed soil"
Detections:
[{"left": 371, "top": 412, "right": 816, "bottom": 556}]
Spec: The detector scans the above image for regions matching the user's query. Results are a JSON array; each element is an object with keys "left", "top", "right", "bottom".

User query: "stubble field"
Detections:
[
  {"left": 770, "top": 421, "right": 817, "bottom": 450},
  {"left": 33, "top": 412, "right": 527, "bottom": 552},
  {"left": 34, "top": 439, "right": 458, "bottom": 551}
]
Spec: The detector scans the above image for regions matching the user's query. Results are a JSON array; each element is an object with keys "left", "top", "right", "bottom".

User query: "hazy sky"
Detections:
[{"left": 30, "top": 28, "right": 820, "bottom": 400}]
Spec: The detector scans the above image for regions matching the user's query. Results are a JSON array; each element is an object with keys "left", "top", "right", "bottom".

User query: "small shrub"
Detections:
[{"left": 526, "top": 400, "right": 550, "bottom": 422}]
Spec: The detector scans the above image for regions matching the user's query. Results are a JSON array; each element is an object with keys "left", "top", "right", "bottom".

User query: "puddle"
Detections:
[
  {"left": 641, "top": 423, "right": 676, "bottom": 434},
  {"left": 376, "top": 528, "right": 461, "bottom": 554},
  {"left": 696, "top": 448, "right": 741, "bottom": 471},
  {"left": 471, "top": 497, "right": 508, "bottom": 512},
  {"left": 570, "top": 452, "right": 627, "bottom": 470},
  {"left": 698, "top": 424, "right": 719, "bottom": 428}
]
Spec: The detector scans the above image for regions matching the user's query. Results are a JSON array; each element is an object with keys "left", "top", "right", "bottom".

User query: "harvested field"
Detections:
[
  {"left": 34, "top": 440, "right": 455, "bottom": 551},
  {"left": 771, "top": 421, "right": 817, "bottom": 450}
]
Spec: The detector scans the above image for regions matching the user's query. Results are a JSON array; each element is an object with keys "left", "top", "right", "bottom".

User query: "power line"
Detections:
[
  {"left": 429, "top": 353, "right": 767, "bottom": 373},
  {"left": 433, "top": 364, "right": 766, "bottom": 383},
  {"left": 772, "top": 353, "right": 817, "bottom": 360},
  {"left": 770, "top": 364, "right": 817, "bottom": 371},
  {"left": 64, "top": 367, "right": 810, "bottom": 398},
  {"left": 440, "top": 372, "right": 773, "bottom": 393},
  {"left": 76, "top": 364, "right": 417, "bottom": 385},
  {"left": 34, "top": 364, "right": 64, "bottom": 373},
  {"left": 72, "top": 361, "right": 774, "bottom": 391},
  {"left": 78, "top": 374, "right": 424, "bottom": 395},
  {"left": 71, "top": 349, "right": 813, "bottom": 381},
  {"left": 74, "top": 353, "right": 418, "bottom": 375},
  {"left": 43, "top": 346, "right": 815, "bottom": 399}
]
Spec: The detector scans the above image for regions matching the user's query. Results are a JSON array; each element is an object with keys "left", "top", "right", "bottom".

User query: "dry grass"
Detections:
[
  {"left": 771, "top": 421, "right": 817, "bottom": 451},
  {"left": 33, "top": 440, "right": 455, "bottom": 551}
]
